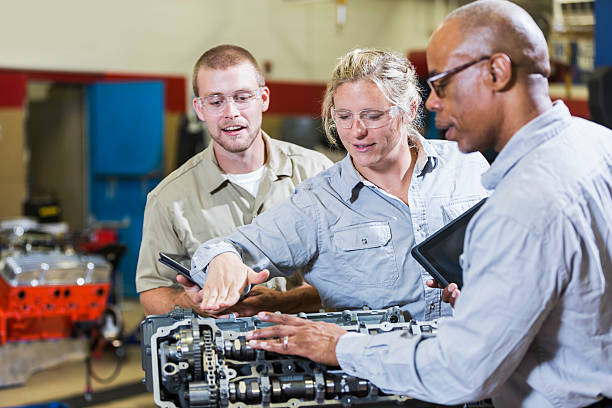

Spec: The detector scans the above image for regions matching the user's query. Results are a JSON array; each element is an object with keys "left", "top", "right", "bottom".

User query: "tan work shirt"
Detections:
[{"left": 136, "top": 133, "right": 333, "bottom": 293}]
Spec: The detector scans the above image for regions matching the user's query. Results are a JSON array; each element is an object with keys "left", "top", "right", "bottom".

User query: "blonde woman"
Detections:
[{"left": 185, "top": 48, "right": 489, "bottom": 320}]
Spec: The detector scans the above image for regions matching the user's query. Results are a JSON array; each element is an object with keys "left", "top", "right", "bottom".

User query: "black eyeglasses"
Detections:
[{"left": 427, "top": 56, "right": 490, "bottom": 98}]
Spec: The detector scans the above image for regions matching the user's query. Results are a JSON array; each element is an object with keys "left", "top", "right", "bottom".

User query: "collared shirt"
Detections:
[
  {"left": 135, "top": 133, "right": 333, "bottom": 293},
  {"left": 336, "top": 102, "right": 612, "bottom": 407},
  {"left": 192, "top": 135, "right": 489, "bottom": 320}
]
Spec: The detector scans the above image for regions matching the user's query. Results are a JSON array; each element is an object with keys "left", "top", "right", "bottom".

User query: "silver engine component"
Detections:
[
  {"left": 141, "top": 308, "right": 439, "bottom": 407},
  {"left": 1, "top": 251, "right": 111, "bottom": 286},
  {"left": 0, "top": 219, "right": 111, "bottom": 287}
]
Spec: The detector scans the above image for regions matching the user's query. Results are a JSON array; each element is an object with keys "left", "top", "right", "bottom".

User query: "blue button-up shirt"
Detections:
[
  {"left": 336, "top": 101, "right": 612, "bottom": 407},
  {"left": 193, "top": 135, "right": 489, "bottom": 320}
]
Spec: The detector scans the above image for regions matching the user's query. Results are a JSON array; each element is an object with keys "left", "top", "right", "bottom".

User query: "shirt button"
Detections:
[
  {"left": 362, "top": 238, "right": 367, "bottom": 244},
  {"left": 429, "top": 303, "right": 435, "bottom": 311}
]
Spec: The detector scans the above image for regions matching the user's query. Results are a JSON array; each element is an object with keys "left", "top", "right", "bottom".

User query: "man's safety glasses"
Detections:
[{"left": 196, "top": 88, "right": 263, "bottom": 112}]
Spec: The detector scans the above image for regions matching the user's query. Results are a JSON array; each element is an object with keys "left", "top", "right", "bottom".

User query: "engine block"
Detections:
[{"left": 141, "top": 308, "right": 439, "bottom": 408}]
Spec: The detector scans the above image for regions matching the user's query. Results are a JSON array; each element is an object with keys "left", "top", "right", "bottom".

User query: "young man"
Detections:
[
  {"left": 136, "top": 45, "right": 332, "bottom": 316},
  {"left": 246, "top": 2, "right": 612, "bottom": 407}
]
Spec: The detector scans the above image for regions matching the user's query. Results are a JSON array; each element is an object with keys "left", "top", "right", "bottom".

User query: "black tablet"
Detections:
[
  {"left": 411, "top": 198, "right": 486, "bottom": 289},
  {"left": 159, "top": 252, "right": 201, "bottom": 287}
]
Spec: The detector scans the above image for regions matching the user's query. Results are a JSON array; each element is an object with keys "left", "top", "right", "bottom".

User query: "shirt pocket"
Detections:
[
  {"left": 331, "top": 221, "right": 399, "bottom": 287},
  {"left": 442, "top": 196, "right": 483, "bottom": 224}
]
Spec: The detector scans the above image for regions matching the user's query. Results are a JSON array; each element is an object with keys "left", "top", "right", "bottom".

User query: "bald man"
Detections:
[{"left": 244, "top": 1, "right": 612, "bottom": 407}]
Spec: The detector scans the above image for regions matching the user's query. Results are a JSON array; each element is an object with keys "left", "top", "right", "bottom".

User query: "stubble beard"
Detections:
[{"left": 212, "top": 127, "right": 260, "bottom": 154}]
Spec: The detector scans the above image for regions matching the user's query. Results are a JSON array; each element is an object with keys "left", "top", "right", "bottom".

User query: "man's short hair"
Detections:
[
  {"left": 446, "top": 0, "right": 550, "bottom": 78},
  {"left": 192, "top": 44, "right": 265, "bottom": 97}
]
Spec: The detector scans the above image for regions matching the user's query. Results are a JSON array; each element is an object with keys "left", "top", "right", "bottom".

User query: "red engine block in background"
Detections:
[{"left": 0, "top": 278, "right": 110, "bottom": 344}]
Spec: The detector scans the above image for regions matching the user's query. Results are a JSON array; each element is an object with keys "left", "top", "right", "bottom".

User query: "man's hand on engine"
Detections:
[
  {"left": 211, "top": 286, "right": 283, "bottom": 317},
  {"left": 246, "top": 312, "right": 347, "bottom": 366},
  {"left": 176, "top": 274, "right": 204, "bottom": 307}
]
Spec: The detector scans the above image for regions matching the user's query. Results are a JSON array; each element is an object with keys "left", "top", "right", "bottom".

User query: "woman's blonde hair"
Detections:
[{"left": 322, "top": 48, "right": 422, "bottom": 147}]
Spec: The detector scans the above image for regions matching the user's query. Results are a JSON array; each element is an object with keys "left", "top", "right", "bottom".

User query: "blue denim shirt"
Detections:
[
  {"left": 192, "top": 135, "right": 489, "bottom": 320},
  {"left": 336, "top": 102, "right": 612, "bottom": 407}
]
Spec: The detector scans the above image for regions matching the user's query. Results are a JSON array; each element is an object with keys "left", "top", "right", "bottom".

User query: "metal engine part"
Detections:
[
  {"left": 0, "top": 220, "right": 111, "bottom": 287},
  {"left": 141, "top": 308, "right": 440, "bottom": 408},
  {"left": 1, "top": 251, "right": 111, "bottom": 286}
]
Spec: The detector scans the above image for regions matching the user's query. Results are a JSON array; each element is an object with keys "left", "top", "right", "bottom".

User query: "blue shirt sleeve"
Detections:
[{"left": 192, "top": 186, "right": 320, "bottom": 278}]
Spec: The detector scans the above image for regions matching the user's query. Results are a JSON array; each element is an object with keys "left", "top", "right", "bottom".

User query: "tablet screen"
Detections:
[
  {"left": 158, "top": 252, "right": 197, "bottom": 286},
  {"left": 411, "top": 199, "right": 486, "bottom": 289}
]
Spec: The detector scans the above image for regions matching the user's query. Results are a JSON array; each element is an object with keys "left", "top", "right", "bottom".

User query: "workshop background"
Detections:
[{"left": 0, "top": 0, "right": 610, "bottom": 407}]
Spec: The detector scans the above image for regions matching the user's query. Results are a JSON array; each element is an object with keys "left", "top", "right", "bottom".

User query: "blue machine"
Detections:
[{"left": 87, "top": 81, "right": 164, "bottom": 296}]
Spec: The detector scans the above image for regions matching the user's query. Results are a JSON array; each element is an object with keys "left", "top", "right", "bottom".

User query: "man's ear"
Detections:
[
  {"left": 488, "top": 53, "right": 512, "bottom": 91},
  {"left": 193, "top": 98, "right": 206, "bottom": 122},
  {"left": 260, "top": 86, "right": 270, "bottom": 113}
]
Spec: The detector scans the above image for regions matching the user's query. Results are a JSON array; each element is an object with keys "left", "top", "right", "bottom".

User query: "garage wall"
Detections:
[
  {"left": 0, "top": 0, "right": 456, "bottom": 88},
  {"left": 0, "top": 0, "right": 459, "bottom": 220}
]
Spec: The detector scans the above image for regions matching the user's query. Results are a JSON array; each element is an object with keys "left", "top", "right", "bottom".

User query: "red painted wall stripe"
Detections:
[
  {"left": 0, "top": 72, "right": 27, "bottom": 108},
  {"left": 0, "top": 69, "right": 186, "bottom": 112},
  {"left": 408, "top": 50, "right": 428, "bottom": 78},
  {"left": 1, "top": 68, "right": 591, "bottom": 120},
  {"left": 266, "top": 80, "right": 327, "bottom": 116},
  {"left": 561, "top": 98, "right": 590, "bottom": 119}
]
